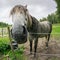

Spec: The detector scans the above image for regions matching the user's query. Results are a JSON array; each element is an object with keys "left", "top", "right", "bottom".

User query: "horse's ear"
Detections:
[
  {"left": 10, "top": 8, "right": 14, "bottom": 16},
  {"left": 24, "top": 5, "right": 27, "bottom": 8}
]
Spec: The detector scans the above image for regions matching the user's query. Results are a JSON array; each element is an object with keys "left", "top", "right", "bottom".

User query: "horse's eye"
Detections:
[
  {"left": 20, "top": 11, "right": 22, "bottom": 14},
  {"left": 26, "top": 9, "right": 27, "bottom": 11},
  {"left": 25, "top": 18, "right": 27, "bottom": 21},
  {"left": 19, "top": 7, "right": 20, "bottom": 9}
]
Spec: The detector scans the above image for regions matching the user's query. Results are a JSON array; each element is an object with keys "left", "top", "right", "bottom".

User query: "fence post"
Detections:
[
  {"left": 7, "top": 26, "right": 18, "bottom": 60},
  {"left": 6, "top": 55, "right": 10, "bottom": 60},
  {"left": 1, "top": 28, "right": 3, "bottom": 37}
]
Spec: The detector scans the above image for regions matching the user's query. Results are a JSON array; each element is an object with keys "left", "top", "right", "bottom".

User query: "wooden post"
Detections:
[
  {"left": 7, "top": 26, "right": 17, "bottom": 60},
  {"left": 1, "top": 28, "right": 3, "bottom": 37},
  {"left": 6, "top": 55, "right": 10, "bottom": 60}
]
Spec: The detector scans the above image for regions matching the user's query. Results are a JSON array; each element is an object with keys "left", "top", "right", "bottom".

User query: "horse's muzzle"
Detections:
[{"left": 11, "top": 26, "right": 28, "bottom": 44}]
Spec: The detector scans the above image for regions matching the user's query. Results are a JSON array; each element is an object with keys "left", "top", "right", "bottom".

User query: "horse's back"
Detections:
[{"left": 38, "top": 21, "right": 52, "bottom": 35}]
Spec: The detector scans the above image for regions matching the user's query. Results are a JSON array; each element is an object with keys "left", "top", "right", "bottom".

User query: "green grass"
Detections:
[
  {"left": 0, "top": 37, "right": 10, "bottom": 43},
  {"left": 52, "top": 24, "right": 60, "bottom": 34},
  {"left": 51, "top": 24, "right": 60, "bottom": 39},
  {"left": 0, "top": 37, "right": 27, "bottom": 60}
]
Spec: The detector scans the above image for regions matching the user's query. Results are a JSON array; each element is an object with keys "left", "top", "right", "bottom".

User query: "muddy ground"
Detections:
[{"left": 22, "top": 37, "right": 60, "bottom": 60}]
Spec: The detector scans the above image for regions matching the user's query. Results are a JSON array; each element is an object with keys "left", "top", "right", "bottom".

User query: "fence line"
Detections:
[
  {"left": 53, "top": 26, "right": 60, "bottom": 27},
  {"left": 0, "top": 27, "right": 60, "bottom": 37},
  {"left": 29, "top": 33, "right": 60, "bottom": 34},
  {"left": 24, "top": 51, "right": 60, "bottom": 57}
]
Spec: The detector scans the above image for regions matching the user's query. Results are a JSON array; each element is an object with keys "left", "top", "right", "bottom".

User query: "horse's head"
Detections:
[
  {"left": 11, "top": 5, "right": 32, "bottom": 28},
  {"left": 10, "top": 5, "right": 32, "bottom": 44}
]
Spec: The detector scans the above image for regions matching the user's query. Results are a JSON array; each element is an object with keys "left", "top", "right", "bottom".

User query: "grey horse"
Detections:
[{"left": 10, "top": 5, "right": 52, "bottom": 57}]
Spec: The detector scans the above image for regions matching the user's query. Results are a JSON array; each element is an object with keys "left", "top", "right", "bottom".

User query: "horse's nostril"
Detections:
[
  {"left": 22, "top": 26, "right": 27, "bottom": 35},
  {"left": 23, "top": 26, "right": 26, "bottom": 34}
]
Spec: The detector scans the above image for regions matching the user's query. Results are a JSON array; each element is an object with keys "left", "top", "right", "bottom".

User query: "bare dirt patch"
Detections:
[{"left": 23, "top": 38, "right": 60, "bottom": 60}]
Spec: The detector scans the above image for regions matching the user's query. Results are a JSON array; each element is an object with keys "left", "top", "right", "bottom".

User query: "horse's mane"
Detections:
[
  {"left": 28, "top": 16, "right": 39, "bottom": 33},
  {"left": 10, "top": 5, "right": 26, "bottom": 15}
]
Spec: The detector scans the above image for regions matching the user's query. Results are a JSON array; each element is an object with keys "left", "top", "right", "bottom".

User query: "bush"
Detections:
[
  {"left": 0, "top": 37, "right": 27, "bottom": 60},
  {"left": 8, "top": 47, "right": 26, "bottom": 60},
  {"left": 0, "top": 40, "right": 10, "bottom": 54}
]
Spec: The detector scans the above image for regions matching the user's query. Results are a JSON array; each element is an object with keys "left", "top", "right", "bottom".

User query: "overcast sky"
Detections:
[{"left": 0, "top": 0, "right": 57, "bottom": 24}]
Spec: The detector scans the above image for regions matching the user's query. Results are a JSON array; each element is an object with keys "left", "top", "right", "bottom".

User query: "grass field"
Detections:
[
  {"left": 0, "top": 37, "right": 9, "bottom": 42},
  {"left": 52, "top": 24, "right": 60, "bottom": 34}
]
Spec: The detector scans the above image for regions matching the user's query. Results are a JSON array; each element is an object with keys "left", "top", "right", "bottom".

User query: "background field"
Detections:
[{"left": 52, "top": 24, "right": 60, "bottom": 34}]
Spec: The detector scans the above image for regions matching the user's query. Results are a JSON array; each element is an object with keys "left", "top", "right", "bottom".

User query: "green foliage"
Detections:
[
  {"left": 55, "top": 0, "right": 60, "bottom": 22},
  {"left": 0, "top": 37, "right": 26, "bottom": 60},
  {"left": 40, "top": 13, "right": 60, "bottom": 24},
  {"left": 0, "top": 22, "right": 9, "bottom": 27},
  {"left": 47, "top": 13, "right": 58, "bottom": 24},
  {"left": 8, "top": 47, "right": 26, "bottom": 60},
  {"left": 0, "top": 38, "right": 10, "bottom": 54},
  {"left": 40, "top": 17, "right": 47, "bottom": 22}
]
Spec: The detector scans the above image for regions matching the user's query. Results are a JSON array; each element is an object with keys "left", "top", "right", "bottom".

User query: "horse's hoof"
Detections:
[
  {"left": 46, "top": 44, "right": 49, "bottom": 49},
  {"left": 34, "top": 53, "right": 36, "bottom": 58},
  {"left": 28, "top": 52, "right": 32, "bottom": 55},
  {"left": 30, "top": 52, "right": 33, "bottom": 55},
  {"left": 45, "top": 47, "right": 49, "bottom": 50}
]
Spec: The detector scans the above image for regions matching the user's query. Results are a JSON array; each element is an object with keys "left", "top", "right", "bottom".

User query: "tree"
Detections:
[
  {"left": 55, "top": 0, "right": 60, "bottom": 22},
  {"left": 0, "top": 22, "right": 9, "bottom": 27},
  {"left": 40, "top": 17, "right": 47, "bottom": 22},
  {"left": 47, "top": 13, "right": 58, "bottom": 24},
  {"left": 40, "top": 12, "right": 59, "bottom": 24}
]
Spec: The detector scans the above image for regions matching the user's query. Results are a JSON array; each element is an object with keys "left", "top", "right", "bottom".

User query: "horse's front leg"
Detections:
[
  {"left": 29, "top": 40, "right": 33, "bottom": 54},
  {"left": 34, "top": 38, "right": 38, "bottom": 57}
]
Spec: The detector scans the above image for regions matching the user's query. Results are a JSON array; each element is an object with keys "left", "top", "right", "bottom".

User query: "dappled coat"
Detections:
[{"left": 28, "top": 16, "right": 52, "bottom": 38}]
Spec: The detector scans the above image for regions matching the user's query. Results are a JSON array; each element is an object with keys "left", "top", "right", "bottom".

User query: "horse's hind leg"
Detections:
[
  {"left": 34, "top": 38, "right": 38, "bottom": 57},
  {"left": 46, "top": 34, "right": 50, "bottom": 47}
]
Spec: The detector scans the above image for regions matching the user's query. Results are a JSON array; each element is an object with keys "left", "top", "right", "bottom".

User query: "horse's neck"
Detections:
[{"left": 28, "top": 16, "right": 39, "bottom": 33}]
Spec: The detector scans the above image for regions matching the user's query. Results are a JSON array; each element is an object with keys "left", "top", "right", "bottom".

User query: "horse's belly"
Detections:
[{"left": 38, "top": 34, "right": 47, "bottom": 38}]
